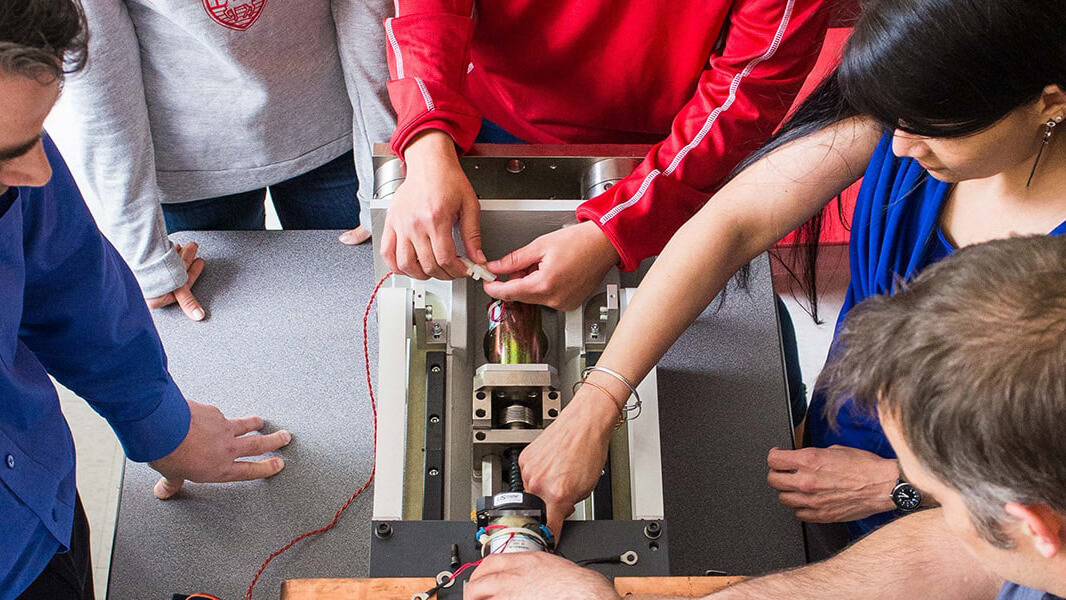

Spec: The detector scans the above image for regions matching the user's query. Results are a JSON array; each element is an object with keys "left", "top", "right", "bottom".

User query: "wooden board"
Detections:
[{"left": 281, "top": 576, "right": 746, "bottom": 599}]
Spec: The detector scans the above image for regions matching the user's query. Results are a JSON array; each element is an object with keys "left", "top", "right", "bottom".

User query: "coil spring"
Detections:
[{"left": 504, "top": 447, "right": 523, "bottom": 493}]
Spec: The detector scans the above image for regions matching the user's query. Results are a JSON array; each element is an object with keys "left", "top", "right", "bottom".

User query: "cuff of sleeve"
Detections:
[
  {"left": 134, "top": 244, "right": 188, "bottom": 299},
  {"left": 110, "top": 383, "right": 191, "bottom": 463},
  {"left": 576, "top": 186, "right": 640, "bottom": 272}
]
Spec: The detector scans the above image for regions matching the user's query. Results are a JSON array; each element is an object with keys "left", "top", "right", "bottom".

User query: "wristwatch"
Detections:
[{"left": 891, "top": 478, "right": 923, "bottom": 512}]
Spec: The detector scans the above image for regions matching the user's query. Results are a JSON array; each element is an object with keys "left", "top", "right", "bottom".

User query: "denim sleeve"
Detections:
[{"left": 18, "top": 137, "right": 190, "bottom": 463}]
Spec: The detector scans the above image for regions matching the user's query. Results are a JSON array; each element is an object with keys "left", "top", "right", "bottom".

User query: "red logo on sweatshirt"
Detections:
[{"left": 202, "top": 0, "right": 265, "bottom": 31}]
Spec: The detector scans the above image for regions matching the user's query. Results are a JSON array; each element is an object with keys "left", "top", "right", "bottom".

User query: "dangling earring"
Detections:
[{"left": 1028, "top": 116, "right": 1064, "bottom": 188}]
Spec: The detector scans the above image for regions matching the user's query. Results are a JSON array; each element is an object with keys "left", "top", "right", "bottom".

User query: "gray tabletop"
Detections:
[{"left": 107, "top": 231, "right": 803, "bottom": 600}]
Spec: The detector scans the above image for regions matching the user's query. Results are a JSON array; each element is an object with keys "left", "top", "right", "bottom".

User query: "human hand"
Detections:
[
  {"left": 520, "top": 382, "right": 622, "bottom": 540},
  {"left": 481, "top": 221, "right": 619, "bottom": 311},
  {"left": 766, "top": 445, "right": 899, "bottom": 523},
  {"left": 149, "top": 399, "right": 291, "bottom": 500},
  {"left": 338, "top": 224, "right": 372, "bottom": 245},
  {"left": 380, "top": 130, "right": 484, "bottom": 280},
  {"left": 147, "top": 241, "right": 205, "bottom": 321},
  {"left": 465, "top": 552, "right": 620, "bottom": 600}
]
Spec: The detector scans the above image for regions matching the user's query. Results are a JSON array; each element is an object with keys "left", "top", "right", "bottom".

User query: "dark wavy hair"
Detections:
[
  {"left": 733, "top": 0, "right": 1066, "bottom": 318},
  {"left": 0, "top": 0, "right": 88, "bottom": 81}
]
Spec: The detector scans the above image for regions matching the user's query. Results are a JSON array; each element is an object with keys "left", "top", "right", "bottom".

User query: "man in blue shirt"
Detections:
[
  {"left": 1, "top": 3, "right": 291, "bottom": 598},
  {"left": 465, "top": 237, "right": 1066, "bottom": 599}
]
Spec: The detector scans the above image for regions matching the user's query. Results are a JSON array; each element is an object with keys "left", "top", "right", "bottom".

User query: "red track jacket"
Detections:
[{"left": 386, "top": 0, "right": 831, "bottom": 270}]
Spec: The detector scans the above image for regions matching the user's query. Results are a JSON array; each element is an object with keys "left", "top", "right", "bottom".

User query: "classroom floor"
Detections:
[{"left": 61, "top": 240, "right": 848, "bottom": 597}]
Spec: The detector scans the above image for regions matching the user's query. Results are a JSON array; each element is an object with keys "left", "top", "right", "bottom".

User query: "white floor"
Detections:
[{"left": 61, "top": 239, "right": 848, "bottom": 598}]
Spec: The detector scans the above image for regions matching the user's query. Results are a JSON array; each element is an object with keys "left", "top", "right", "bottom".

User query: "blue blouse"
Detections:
[
  {"left": 1, "top": 137, "right": 190, "bottom": 597},
  {"left": 806, "top": 132, "right": 1066, "bottom": 537}
]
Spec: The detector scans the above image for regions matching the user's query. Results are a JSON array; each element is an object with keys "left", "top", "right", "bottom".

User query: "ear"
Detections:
[
  {"left": 1038, "top": 84, "right": 1066, "bottom": 124},
  {"left": 1004, "top": 503, "right": 1064, "bottom": 559}
]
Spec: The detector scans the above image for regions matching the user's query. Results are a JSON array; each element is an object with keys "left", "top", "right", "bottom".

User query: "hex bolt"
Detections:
[
  {"left": 644, "top": 521, "right": 662, "bottom": 540},
  {"left": 375, "top": 522, "right": 393, "bottom": 539},
  {"left": 431, "top": 323, "right": 443, "bottom": 339}
]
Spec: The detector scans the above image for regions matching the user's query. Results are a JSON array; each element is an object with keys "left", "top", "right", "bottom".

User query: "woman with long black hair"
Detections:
[{"left": 511, "top": 0, "right": 1066, "bottom": 549}]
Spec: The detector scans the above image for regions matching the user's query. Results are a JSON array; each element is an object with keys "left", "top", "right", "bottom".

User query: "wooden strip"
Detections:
[
  {"left": 281, "top": 576, "right": 745, "bottom": 599},
  {"left": 615, "top": 576, "right": 747, "bottom": 595}
]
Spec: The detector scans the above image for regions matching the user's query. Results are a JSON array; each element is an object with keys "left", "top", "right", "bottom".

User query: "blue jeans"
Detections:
[{"left": 162, "top": 150, "right": 360, "bottom": 232}]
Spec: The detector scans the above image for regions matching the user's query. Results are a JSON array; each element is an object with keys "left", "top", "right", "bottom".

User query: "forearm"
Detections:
[
  {"left": 46, "top": 0, "right": 182, "bottom": 297},
  {"left": 386, "top": 0, "right": 482, "bottom": 154},
  {"left": 585, "top": 119, "right": 879, "bottom": 400},
  {"left": 707, "top": 510, "right": 1001, "bottom": 600}
]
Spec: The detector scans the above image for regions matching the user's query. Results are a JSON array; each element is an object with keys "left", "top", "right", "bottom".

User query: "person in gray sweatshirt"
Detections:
[{"left": 48, "top": 0, "right": 396, "bottom": 320}]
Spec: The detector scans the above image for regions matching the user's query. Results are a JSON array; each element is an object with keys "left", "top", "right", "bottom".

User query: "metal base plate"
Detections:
[{"left": 370, "top": 519, "right": 668, "bottom": 581}]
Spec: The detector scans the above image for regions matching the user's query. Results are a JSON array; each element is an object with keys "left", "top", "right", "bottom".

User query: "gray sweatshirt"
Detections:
[{"left": 48, "top": 0, "right": 395, "bottom": 297}]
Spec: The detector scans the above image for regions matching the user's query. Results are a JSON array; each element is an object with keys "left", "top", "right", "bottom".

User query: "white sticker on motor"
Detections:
[{"left": 494, "top": 492, "right": 523, "bottom": 506}]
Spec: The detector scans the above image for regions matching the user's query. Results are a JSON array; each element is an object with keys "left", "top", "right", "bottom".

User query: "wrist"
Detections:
[
  {"left": 570, "top": 369, "right": 636, "bottom": 432},
  {"left": 403, "top": 129, "right": 459, "bottom": 168},
  {"left": 577, "top": 220, "right": 621, "bottom": 268}
]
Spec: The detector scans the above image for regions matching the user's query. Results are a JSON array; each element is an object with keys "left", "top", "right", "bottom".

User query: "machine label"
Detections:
[{"left": 494, "top": 492, "right": 523, "bottom": 506}]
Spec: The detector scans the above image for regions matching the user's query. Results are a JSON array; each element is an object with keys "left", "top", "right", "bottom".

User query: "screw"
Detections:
[
  {"left": 375, "top": 522, "right": 393, "bottom": 539},
  {"left": 644, "top": 521, "right": 662, "bottom": 540},
  {"left": 430, "top": 365, "right": 442, "bottom": 373},
  {"left": 429, "top": 415, "right": 440, "bottom": 424},
  {"left": 429, "top": 468, "right": 440, "bottom": 476},
  {"left": 431, "top": 323, "right": 443, "bottom": 338},
  {"left": 528, "top": 390, "right": 539, "bottom": 399},
  {"left": 590, "top": 323, "right": 601, "bottom": 338},
  {"left": 506, "top": 159, "right": 526, "bottom": 174}
]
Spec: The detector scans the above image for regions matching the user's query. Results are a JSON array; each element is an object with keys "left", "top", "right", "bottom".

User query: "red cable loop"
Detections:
[{"left": 244, "top": 272, "right": 393, "bottom": 600}]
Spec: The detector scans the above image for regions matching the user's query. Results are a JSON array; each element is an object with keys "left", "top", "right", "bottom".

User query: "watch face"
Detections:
[{"left": 893, "top": 483, "right": 923, "bottom": 511}]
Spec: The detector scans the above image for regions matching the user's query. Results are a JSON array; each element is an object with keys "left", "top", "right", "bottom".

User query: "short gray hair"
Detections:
[{"left": 819, "top": 235, "right": 1066, "bottom": 547}]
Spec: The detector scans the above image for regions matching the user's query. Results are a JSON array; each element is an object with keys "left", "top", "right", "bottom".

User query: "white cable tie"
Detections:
[{"left": 459, "top": 256, "right": 497, "bottom": 282}]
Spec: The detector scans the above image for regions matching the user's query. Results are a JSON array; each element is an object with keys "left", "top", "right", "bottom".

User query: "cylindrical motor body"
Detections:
[{"left": 484, "top": 300, "right": 549, "bottom": 364}]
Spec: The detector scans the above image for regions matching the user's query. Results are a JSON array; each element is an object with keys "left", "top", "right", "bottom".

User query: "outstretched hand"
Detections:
[{"left": 150, "top": 400, "right": 291, "bottom": 499}]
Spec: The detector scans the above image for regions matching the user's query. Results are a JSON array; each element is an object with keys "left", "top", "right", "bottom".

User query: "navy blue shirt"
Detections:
[
  {"left": 806, "top": 132, "right": 1066, "bottom": 537},
  {"left": 0, "top": 137, "right": 190, "bottom": 598}
]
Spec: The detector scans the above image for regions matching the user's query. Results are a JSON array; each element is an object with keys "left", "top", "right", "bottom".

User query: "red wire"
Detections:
[{"left": 244, "top": 272, "right": 393, "bottom": 600}]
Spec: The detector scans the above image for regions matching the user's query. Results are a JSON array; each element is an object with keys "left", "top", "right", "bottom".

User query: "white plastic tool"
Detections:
[{"left": 459, "top": 256, "right": 497, "bottom": 282}]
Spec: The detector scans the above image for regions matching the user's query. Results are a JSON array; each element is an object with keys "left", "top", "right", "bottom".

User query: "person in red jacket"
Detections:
[{"left": 380, "top": 0, "right": 833, "bottom": 309}]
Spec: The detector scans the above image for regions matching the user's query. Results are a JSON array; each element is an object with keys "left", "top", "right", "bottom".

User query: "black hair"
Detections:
[
  {"left": 732, "top": 0, "right": 1066, "bottom": 319},
  {"left": 0, "top": 0, "right": 88, "bottom": 81}
]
